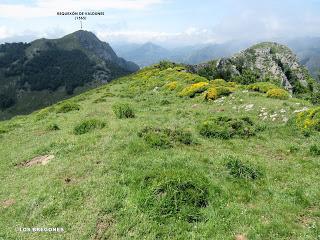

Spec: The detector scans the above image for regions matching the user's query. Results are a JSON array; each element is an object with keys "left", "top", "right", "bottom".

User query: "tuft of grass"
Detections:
[
  {"left": 56, "top": 101, "right": 80, "bottom": 113},
  {"left": 225, "top": 156, "right": 263, "bottom": 180},
  {"left": 112, "top": 103, "right": 135, "bottom": 119},
  {"left": 138, "top": 169, "right": 209, "bottom": 222},
  {"left": 138, "top": 127, "right": 194, "bottom": 148},
  {"left": 93, "top": 97, "right": 107, "bottom": 103},
  {"left": 309, "top": 144, "right": 320, "bottom": 156},
  {"left": 73, "top": 119, "right": 106, "bottom": 135},
  {"left": 198, "top": 116, "right": 258, "bottom": 139},
  {"left": 47, "top": 123, "right": 60, "bottom": 131},
  {"left": 288, "top": 145, "right": 299, "bottom": 153}
]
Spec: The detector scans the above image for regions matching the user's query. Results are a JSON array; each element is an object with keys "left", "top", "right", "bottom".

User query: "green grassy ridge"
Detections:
[{"left": 0, "top": 66, "right": 320, "bottom": 239}]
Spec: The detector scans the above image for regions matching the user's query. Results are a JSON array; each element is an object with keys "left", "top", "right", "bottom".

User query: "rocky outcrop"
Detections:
[{"left": 195, "top": 42, "right": 314, "bottom": 93}]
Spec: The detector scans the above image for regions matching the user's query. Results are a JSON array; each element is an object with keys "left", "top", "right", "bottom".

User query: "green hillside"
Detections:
[{"left": 1, "top": 64, "right": 320, "bottom": 239}]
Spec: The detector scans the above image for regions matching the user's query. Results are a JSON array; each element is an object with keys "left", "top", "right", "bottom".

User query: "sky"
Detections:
[{"left": 0, "top": 0, "right": 320, "bottom": 47}]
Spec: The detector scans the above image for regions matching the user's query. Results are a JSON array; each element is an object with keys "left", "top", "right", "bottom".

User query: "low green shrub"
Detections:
[
  {"left": 247, "top": 82, "right": 278, "bottom": 93},
  {"left": 74, "top": 119, "right": 106, "bottom": 135},
  {"left": 178, "top": 82, "right": 209, "bottom": 97},
  {"left": 47, "top": 123, "right": 60, "bottom": 131},
  {"left": 138, "top": 127, "right": 194, "bottom": 148},
  {"left": 112, "top": 103, "right": 135, "bottom": 119},
  {"left": 138, "top": 169, "right": 209, "bottom": 222},
  {"left": 225, "top": 157, "right": 263, "bottom": 180},
  {"left": 157, "top": 61, "right": 177, "bottom": 70},
  {"left": 0, "top": 126, "right": 8, "bottom": 134},
  {"left": 311, "top": 92, "right": 320, "bottom": 105},
  {"left": 266, "top": 88, "right": 290, "bottom": 100},
  {"left": 56, "top": 102, "right": 80, "bottom": 113},
  {"left": 310, "top": 145, "right": 320, "bottom": 156},
  {"left": 233, "top": 69, "right": 259, "bottom": 85},
  {"left": 288, "top": 145, "right": 299, "bottom": 153},
  {"left": 198, "top": 116, "right": 257, "bottom": 139},
  {"left": 35, "top": 107, "right": 55, "bottom": 120}
]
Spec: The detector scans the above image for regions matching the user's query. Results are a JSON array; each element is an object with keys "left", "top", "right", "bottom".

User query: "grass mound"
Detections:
[
  {"left": 112, "top": 103, "right": 135, "bottom": 119},
  {"left": 198, "top": 116, "right": 258, "bottom": 139},
  {"left": 295, "top": 107, "right": 320, "bottom": 132},
  {"left": 266, "top": 88, "right": 290, "bottom": 100},
  {"left": 178, "top": 82, "right": 209, "bottom": 97},
  {"left": 138, "top": 127, "right": 194, "bottom": 148},
  {"left": 56, "top": 102, "right": 80, "bottom": 113},
  {"left": 138, "top": 169, "right": 209, "bottom": 222},
  {"left": 73, "top": 119, "right": 106, "bottom": 135},
  {"left": 225, "top": 156, "right": 263, "bottom": 180},
  {"left": 247, "top": 82, "right": 278, "bottom": 93}
]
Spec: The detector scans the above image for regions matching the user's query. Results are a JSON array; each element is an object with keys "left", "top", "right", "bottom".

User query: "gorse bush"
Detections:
[
  {"left": 295, "top": 107, "right": 320, "bottom": 132},
  {"left": 225, "top": 156, "right": 263, "bottom": 180},
  {"left": 56, "top": 101, "right": 80, "bottom": 113},
  {"left": 247, "top": 82, "right": 278, "bottom": 93},
  {"left": 163, "top": 81, "right": 178, "bottom": 91},
  {"left": 178, "top": 82, "right": 209, "bottom": 97},
  {"left": 73, "top": 119, "right": 106, "bottom": 135},
  {"left": 204, "top": 86, "right": 233, "bottom": 100},
  {"left": 266, "top": 88, "right": 290, "bottom": 100},
  {"left": 138, "top": 127, "right": 194, "bottom": 148},
  {"left": 198, "top": 116, "right": 258, "bottom": 139},
  {"left": 112, "top": 103, "right": 135, "bottom": 119},
  {"left": 138, "top": 169, "right": 209, "bottom": 222},
  {"left": 310, "top": 145, "right": 320, "bottom": 156}
]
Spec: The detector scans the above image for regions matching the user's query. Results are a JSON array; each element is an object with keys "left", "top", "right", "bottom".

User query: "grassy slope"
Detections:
[{"left": 0, "top": 66, "right": 319, "bottom": 240}]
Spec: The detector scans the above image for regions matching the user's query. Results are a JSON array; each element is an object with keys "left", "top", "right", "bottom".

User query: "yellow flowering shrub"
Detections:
[
  {"left": 296, "top": 107, "right": 320, "bottom": 131},
  {"left": 204, "top": 86, "right": 233, "bottom": 100},
  {"left": 266, "top": 88, "right": 290, "bottom": 100},
  {"left": 164, "top": 81, "right": 178, "bottom": 91},
  {"left": 248, "top": 82, "right": 278, "bottom": 93},
  {"left": 178, "top": 82, "right": 209, "bottom": 97}
]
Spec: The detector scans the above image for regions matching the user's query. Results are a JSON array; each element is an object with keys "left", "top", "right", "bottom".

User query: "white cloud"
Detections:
[
  {"left": 97, "top": 27, "right": 222, "bottom": 46},
  {"left": 0, "top": 26, "right": 14, "bottom": 39},
  {"left": 0, "top": 0, "right": 164, "bottom": 18}
]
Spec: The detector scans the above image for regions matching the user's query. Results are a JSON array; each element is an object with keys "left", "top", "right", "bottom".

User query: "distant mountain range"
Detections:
[
  {"left": 0, "top": 30, "right": 139, "bottom": 120},
  {"left": 113, "top": 38, "right": 320, "bottom": 80},
  {"left": 113, "top": 41, "right": 253, "bottom": 67}
]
